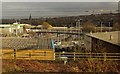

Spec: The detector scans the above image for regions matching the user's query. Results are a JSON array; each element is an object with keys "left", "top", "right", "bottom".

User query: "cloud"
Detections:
[{"left": 2, "top": 2, "right": 118, "bottom": 19}]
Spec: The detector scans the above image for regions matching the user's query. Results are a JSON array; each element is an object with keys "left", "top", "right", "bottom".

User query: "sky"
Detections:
[
  {"left": 1, "top": 0, "right": 120, "bottom": 2},
  {"left": 2, "top": 2, "right": 119, "bottom": 19}
]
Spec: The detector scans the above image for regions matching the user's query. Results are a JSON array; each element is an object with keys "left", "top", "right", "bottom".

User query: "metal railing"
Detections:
[
  {"left": 2, "top": 49, "right": 54, "bottom": 60},
  {"left": 2, "top": 49, "right": 120, "bottom": 61},
  {"left": 55, "top": 52, "right": 120, "bottom": 61}
]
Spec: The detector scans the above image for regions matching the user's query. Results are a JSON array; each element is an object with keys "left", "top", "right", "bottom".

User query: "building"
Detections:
[
  {"left": 118, "top": 1, "right": 120, "bottom": 25},
  {"left": 118, "top": 1, "right": 120, "bottom": 13},
  {"left": 0, "top": 22, "right": 30, "bottom": 37},
  {"left": 84, "top": 31, "right": 120, "bottom": 53}
]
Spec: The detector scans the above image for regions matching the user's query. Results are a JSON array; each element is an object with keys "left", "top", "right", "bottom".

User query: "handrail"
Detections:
[
  {"left": 55, "top": 52, "right": 120, "bottom": 61},
  {"left": 55, "top": 52, "right": 120, "bottom": 54},
  {"left": 2, "top": 50, "right": 120, "bottom": 61}
]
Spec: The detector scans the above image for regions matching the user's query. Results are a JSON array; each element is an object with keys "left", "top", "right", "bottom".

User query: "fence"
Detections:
[
  {"left": 2, "top": 49, "right": 54, "bottom": 60},
  {"left": 55, "top": 52, "right": 120, "bottom": 61},
  {"left": 2, "top": 49, "right": 120, "bottom": 61}
]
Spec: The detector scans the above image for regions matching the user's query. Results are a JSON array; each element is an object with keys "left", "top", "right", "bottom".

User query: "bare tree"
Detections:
[
  {"left": 82, "top": 21, "right": 96, "bottom": 33},
  {"left": 112, "top": 22, "right": 120, "bottom": 31},
  {"left": 42, "top": 22, "right": 52, "bottom": 29}
]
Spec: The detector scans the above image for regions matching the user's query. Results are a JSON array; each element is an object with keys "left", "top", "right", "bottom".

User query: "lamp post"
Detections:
[
  {"left": 75, "top": 20, "right": 78, "bottom": 36},
  {"left": 101, "top": 22, "right": 103, "bottom": 32},
  {"left": 95, "top": 25, "right": 97, "bottom": 33},
  {"left": 76, "top": 19, "right": 82, "bottom": 33},
  {"left": 109, "top": 22, "right": 111, "bottom": 32},
  {"left": 80, "top": 19, "right": 83, "bottom": 33}
]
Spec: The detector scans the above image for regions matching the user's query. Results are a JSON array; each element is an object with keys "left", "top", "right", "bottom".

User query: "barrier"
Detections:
[
  {"left": 55, "top": 52, "right": 120, "bottom": 61},
  {"left": 2, "top": 50, "right": 120, "bottom": 61},
  {"left": 2, "top": 49, "right": 54, "bottom": 60}
]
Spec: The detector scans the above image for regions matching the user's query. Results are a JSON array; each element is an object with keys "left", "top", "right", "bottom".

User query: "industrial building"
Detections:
[{"left": 84, "top": 31, "right": 120, "bottom": 53}]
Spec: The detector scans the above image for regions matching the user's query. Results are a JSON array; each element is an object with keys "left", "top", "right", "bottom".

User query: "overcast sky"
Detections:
[
  {"left": 1, "top": 0, "right": 120, "bottom": 2},
  {"left": 2, "top": 2, "right": 119, "bottom": 19}
]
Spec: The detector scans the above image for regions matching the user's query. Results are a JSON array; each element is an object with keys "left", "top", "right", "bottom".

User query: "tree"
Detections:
[
  {"left": 42, "top": 22, "right": 52, "bottom": 29},
  {"left": 112, "top": 22, "right": 120, "bottom": 31},
  {"left": 82, "top": 21, "right": 96, "bottom": 33}
]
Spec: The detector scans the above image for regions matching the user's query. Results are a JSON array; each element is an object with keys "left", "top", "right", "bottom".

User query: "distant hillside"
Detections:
[{"left": 1, "top": 13, "right": 119, "bottom": 27}]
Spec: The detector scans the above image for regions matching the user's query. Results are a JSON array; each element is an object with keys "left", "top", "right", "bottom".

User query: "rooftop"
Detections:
[
  {"left": 87, "top": 31, "right": 120, "bottom": 46},
  {"left": 1, "top": 37, "right": 52, "bottom": 50}
]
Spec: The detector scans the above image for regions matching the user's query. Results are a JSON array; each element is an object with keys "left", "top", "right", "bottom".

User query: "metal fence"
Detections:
[
  {"left": 2, "top": 49, "right": 54, "bottom": 60},
  {"left": 55, "top": 52, "right": 120, "bottom": 61},
  {"left": 2, "top": 49, "right": 120, "bottom": 61}
]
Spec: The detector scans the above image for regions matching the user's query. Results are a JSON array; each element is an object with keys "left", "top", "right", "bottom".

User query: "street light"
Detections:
[
  {"left": 76, "top": 19, "right": 82, "bottom": 33},
  {"left": 95, "top": 25, "right": 97, "bottom": 33},
  {"left": 101, "top": 22, "right": 103, "bottom": 32},
  {"left": 109, "top": 22, "right": 111, "bottom": 32},
  {"left": 80, "top": 19, "right": 83, "bottom": 33}
]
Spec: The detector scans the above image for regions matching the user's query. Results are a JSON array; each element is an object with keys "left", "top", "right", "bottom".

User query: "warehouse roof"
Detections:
[{"left": 86, "top": 31, "right": 120, "bottom": 46}]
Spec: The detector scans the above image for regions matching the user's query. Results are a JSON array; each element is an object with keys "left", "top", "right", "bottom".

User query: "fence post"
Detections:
[
  {"left": 104, "top": 48, "right": 107, "bottom": 61},
  {"left": 14, "top": 49, "right": 16, "bottom": 71},
  {"left": 14, "top": 49, "right": 16, "bottom": 61},
  {"left": 104, "top": 52, "right": 106, "bottom": 61},
  {"left": 59, "top": 52, "right": 61, "bottom": 58},
  {"left": 74, "top": 52, "right": 76, "bottom": 61},
  {"left": 29, "top": 51, "right": 31, "bottom": 60}
]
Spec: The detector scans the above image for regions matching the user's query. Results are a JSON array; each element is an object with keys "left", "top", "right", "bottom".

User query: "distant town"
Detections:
[{"left": 1, "top": 2, "right": 120, "bottom": 74}]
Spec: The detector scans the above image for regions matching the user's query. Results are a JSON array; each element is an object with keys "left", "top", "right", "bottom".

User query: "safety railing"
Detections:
[
  {"left": 55, "top": 52, "right": 120, "bottom": 61},
  {"left": 2, "top": 49, "right": 120, "bottom": 61}
]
